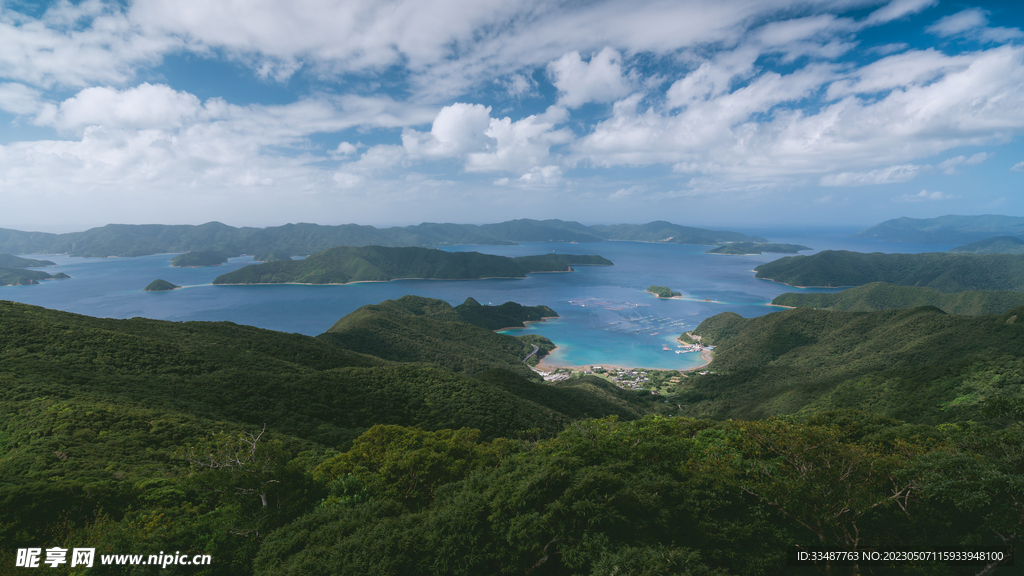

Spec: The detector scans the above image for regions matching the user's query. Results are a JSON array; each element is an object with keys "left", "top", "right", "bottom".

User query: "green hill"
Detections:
[
  {"left": 647, "top": 285, "right": 681, "bottom": 298},
  {"left": 171, "top": 250, "right": 234, "bottom": 267},
  {"left": 319, "top": 296, "right": 557, "bottom": 377},
  {"left": 211, "top": 246, "right": 612, "bottom": 285},
  {"left": 772, "top": 282, "right": 1024, "bottom": 315},
  {"left": 685, "top": 305, "right": 1024, "bottom": 423},
  {"left": 590, "top": 220, "right": 767, "bottom": 244},
  {"left": 854, "top": 214, "right": 1024, "bottom": 244},
  {"left": 0, "top": 253, "right": 55, "bottom": 267},
  {"left": 705, "top": 242, "right": 810, "bottom": 255},
  {"left": 755, "top": 250, "right": 1024, "bottom": 292},
  {"left": 144, "top": 279, "right": 180, "bottom": 291},
  {"left": 948, "top": 235, "right": 1024, "bottom": 254}
]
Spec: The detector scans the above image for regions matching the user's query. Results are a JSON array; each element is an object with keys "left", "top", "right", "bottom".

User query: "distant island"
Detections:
[
  {"left": 755, "top": 250, "right": 1024, "bottom": 292},
  {"left": 0, "top": 268, "right": 69, "bottom": 286},
  {"left": 144, "top": 279, "right": 180, "bottom": 291},
  {"left": 948, "top": 236, "right": 1024, "bottom": 255},
  {"left": 771, "top": 282, "right": 1024, "bottom": 315},
  {"left": 212, "top": 246, "right": 612, "bottom": 285},
  {"left": 647, "top": 285, "right": 682, "bottom": 298},
  {"left": 170, "top": 250, "right": 233, "bottom": 267},
  {"left": 0, "top": 219, "right": 766, "bottom": 258},
  {"left": 854, "top": 214, "right": 1024, "bottom": 244},
  {"left": 705, "top": 242, "right": 810, "bottom": 255},
  {"left": 0, "top": 253, "right": 56, "bottom": 268}
]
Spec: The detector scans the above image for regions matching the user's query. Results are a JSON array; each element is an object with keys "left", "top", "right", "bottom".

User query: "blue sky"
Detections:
[{"left": 1, "top": 0, "right": 1023, "bottom": 232}]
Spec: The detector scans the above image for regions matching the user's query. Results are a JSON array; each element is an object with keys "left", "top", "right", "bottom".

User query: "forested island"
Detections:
[
  {"left": 212, "top": 246, "right": 612, "bottom": 285},
  {"left": 0, "top": 268, "right": 69, "bottom": 286},
  {"left": 705, "top": 242, "right": 810, "bottom": 255},
  {"left": 0, "top": 219, "right": 765, "bottom": 258},
  {"left": 1, "top": 296, "right": 1020, "bottom": 575},
  {"left": 755, "top": 250, "right": 1024, "bottom": 291},
  {"left": 772, "top": 282, "right": 1024, "bottom": 315},
  {"left": 144, "top": 279, "right": 180, "bottom": 291},
  {"left": 647, "top": 285, "right": 681, "bottom": 298}
]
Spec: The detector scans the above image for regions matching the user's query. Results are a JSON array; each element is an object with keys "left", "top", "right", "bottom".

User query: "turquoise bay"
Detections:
[{"left": 1, "top": 228, "right": 955, "bottom": 370}]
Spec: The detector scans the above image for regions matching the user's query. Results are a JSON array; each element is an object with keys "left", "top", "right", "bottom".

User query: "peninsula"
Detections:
[{"left": 705, "top": 242, "right": 810, "bottom": 255}]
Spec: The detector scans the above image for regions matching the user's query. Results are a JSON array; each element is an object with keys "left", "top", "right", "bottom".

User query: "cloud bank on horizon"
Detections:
[{"left": 1, "top": 0, "right": 1023, "bottom": 231}]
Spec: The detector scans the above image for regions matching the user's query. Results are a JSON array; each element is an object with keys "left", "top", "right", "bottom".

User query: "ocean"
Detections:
[{"left": 1, "top": 228, "right": 955, "bottom": 370}]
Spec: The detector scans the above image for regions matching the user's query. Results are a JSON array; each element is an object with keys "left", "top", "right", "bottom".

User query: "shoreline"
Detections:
[{"left": 532, "top": 340, "right": 712, "bottom": 374}]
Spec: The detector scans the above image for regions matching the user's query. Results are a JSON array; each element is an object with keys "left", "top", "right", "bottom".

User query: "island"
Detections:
[
  {"left": 170, "top": 250, "right": 234, "bottom": 267},
  {"left": 647, "top": 285, "right": 682, "bottom": 298},
  {"left": 144, "top": 279, "right": 180, "bottom": 291},
  {"left": 212, "top": 246, "right": 613, "bottom": 285},
  {"left": 0, "top": 268, "right": 69, "bottom": 286},
  {"left": 754, "top": 250, "right": 1024, "bottom": 292},
  {"left": 0, "top": 253, "right": 56, "bottom": 267},
  {"left": 705, "top": 242, "right": 810, "bottom": 255},
  {"left": 853, "top": 214, "right": 1024, "bottom": 244}
]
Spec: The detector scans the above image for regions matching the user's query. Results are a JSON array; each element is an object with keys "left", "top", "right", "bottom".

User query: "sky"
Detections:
[{"left": 1, "top": 0, "right": 1024, "bottom": 232}]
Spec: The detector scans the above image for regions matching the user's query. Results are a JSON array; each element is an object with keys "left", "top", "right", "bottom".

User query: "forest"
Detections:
[{"left": 0, "top": 294, "right": 1019, "bottom": 574}]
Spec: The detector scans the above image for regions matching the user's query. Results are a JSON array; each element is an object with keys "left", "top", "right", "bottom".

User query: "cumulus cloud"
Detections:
[
  {"left": 0, "top": 82, "right": 43, "bottom": 115},
  {"left": 547, "top": 47, "right": 632, "bottom": 108},
  {"left": 893, "top": 189, "right": 957, "bottom": 202},
  {"left": 1011, "top": 161, "right": 1024, "bottom": 172}
]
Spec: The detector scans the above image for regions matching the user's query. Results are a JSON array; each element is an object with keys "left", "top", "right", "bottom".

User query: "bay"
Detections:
[{"left": 1, "top": 228, "right": 956, "bottom": 370}]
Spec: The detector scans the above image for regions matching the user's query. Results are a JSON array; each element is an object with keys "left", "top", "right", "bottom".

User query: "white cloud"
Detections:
[
  {"left": 864, "top": 0, "right": 937, "bottom": 26},
  {"left": 36, "top": 83, "right": 205, "bottom": 131},
  {"left": 937, "top": 152, "right": 990, "bottom": 174},
  {"left": 927, "top": 8, "right": 988, "bottom": 37},
  {"left": 821, "top": 164, "right": 925, "bottom": 186},
  {"left": 1011, "top": 161, "right": 1024, "bottom": 173},
  {"left": 547, "top": 47, "right": 632, "bottom": 108},
  {"left": 0, "top": 82, "right": 43, "bottom": 115},
  {"left": 893, "top": 189, "right": 957, "bottom": 202}
]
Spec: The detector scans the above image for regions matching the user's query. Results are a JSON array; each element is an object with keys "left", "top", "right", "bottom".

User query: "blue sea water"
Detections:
[{"left": 1, "top": 230, "right": 956, "bottom": 370}]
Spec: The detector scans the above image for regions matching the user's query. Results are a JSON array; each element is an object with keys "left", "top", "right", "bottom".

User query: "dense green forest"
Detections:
[
  {"left": 948, "top": 236, "right": 1024, "bottom": 254},
  {"left": 755, "top": 250, "right": 1024, "bottom": 291},
  {"left": 854, "top": 214, "right": 1024, "bottom": 244},
  {"left": 772, "top": 282, "right": 1024, "bottom": 314},
  {"left": 211, "top": 247, "right": 612, "bottom": 285},
  {"left": 684, "top": 304, "right": 1024, "bottom": 423},
  {"left": 0, "top": 220, "right": 764, "bottom": 258},
  {"left": 171, "top": 251, "right": 233, "bottom": 267},
  {"left": 0, "top": 297, "right": 1019, "bottom": 574},
  {"left": 647, "top": 285, "right": 681, "bottom": 298},
  {"left": 705, "top": 242, "right": 810, "bottom": 255}
]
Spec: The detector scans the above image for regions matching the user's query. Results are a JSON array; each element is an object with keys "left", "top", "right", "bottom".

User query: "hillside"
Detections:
[
  {"left": 853, "top": 214, "right": 1024, "bottom": 244},
  {"left": 685, "top": 305, "right": 1024, "bottom": 423},
  {"left": 211, "top": 246, "right": 611, "bottom": 285},
  {"left": 319, "top": 296, "right": 557, "bottom": 377},
  {"left": 1, "top": 299, "right": 1020, "bottom": 575},
  {"left": 948, "top": 235, "right": 1024, "bottom": 254},
  {"left": 755, "top": 250, "right": 1024, "bottom": 292},
  {"left": 144, "top": 279, "right": 180, "bottom": 291},
  {"left": 0, "top": 219, "right": 766, "bottom": 258},
  {"left": 705, "top": 242, "right": 810, "bottom": 255},
  {"left": 772, "top": 282, "right": 1024, "bottom": 315}
]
